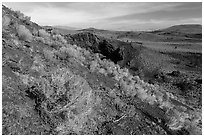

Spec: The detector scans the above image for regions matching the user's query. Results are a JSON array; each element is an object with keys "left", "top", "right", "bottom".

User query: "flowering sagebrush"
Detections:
[
  {"left": 43, "top": 48, "right": 57, "bottom": 62},
  {"left": 15, "top": 10, "right": 31, "bottom": 25},
  {"left": 89, "top": 60, "right": 99, "bottom": 72},
  {"left": 53, "top": 34, "right": 67, "bottom": 44},
  {"left": 59, "top": 46, "right": 79, "bottom": 59},
  {"left": 32, "top": 28, "right": 38, "bottom": 36},
  {"left": 17, "top": 25, "right": 33, "bottom": 42},
  {"left": 38, "top": 29, "right": 50, "bottom": 39},
  {"left": 2, "top": 15, "right": 10, "bottom": 28},
  {"left": 35, "top": 36, "right": 45, "bottom": 43}
]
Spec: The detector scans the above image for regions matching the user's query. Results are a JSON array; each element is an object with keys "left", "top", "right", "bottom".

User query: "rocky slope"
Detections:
[{"left": 2, "top": 5, "right": 202, "bottom": 135}]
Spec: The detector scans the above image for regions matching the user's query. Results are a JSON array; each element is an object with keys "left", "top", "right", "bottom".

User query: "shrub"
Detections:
[
  {"left": 98, "top": 68, "right": 107, "bottom": 76},
  {"left": 15, "top": 10, "right": 31, "bottom": 25},
  {"left": 51, "top": 29, "right": 60, "bottom": 35},
  {"left": 81, "top": 48, "right": 91, "bottom": 57},
  {"left": 53, "top": 34, "right": 67, "bottom": 44},
  {"left": 43, "top": 38, "right": 53, "bottom": 46},
  {"left": 114, "top": 97, "right": 127, "bottom": 111},
  {"left": 31, "top": 55, "right": 45, "bottom": 74},
  {"left": 17, "top": 25, "right": 32, "bottom": 42},
  {"left": 38, "top": 29, "right": 50, "bottom": 38},
  {"left": 35, "top": 36, "right": 45, "bottom": 43},
  {"left": 56, "top": 46, "right": 85, "bottom": 63},
  {"left": 23, "top": 16, "right": 31, "bottom": 25},
  {"left": 35, "top": 36, "right": 54, "bottom": 46},
  {"left": 32, "top": 28, "right": 38, "bottom": 36},
  {"left": 12, "top": 39, "right": 21, "bottom": 47},
  {"left": 49, "top": 40, "right": 63, "bottom": 49},
  {"left": 43, "top": 48, "right": 56, "bottom": 61},
  {"left": 59, "top": 46, "right": 77, "bottom": 59},
  {"left": 50, "top": 68, "right": 93, "bottom": 134},
  {"left": 2, "top": 15, "right": 10, "bottom": 28},
  {"left": 15, "top": 11, "right": 24, "bottom": 19},
  {"left": 89, "top": 60, "right": 99, "bottom": 72}
]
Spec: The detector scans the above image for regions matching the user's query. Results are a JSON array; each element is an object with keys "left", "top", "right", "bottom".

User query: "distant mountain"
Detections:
[
  {"left": 53, "top": 25, "right": 80, "bottom": 30},
  {"left": 48, "top": 26, "right": 80, "bottom": 35},
  {"left": 78, "top": 27, "right": 109, "bottom": 32}
]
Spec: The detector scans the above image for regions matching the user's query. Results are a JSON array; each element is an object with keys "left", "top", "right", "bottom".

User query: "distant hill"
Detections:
[
  {"left": 48, "top": 24, "right": 202, "bottom": 42},
  {"left": 151, "top": 24, "right": 202, "bottom": 39},
  {"left": 76, "top": 25, "right": 202, "bottom": 43},
  {"left": 53, "top": 25, "right": 80, "bottom": 30},
  {"left": 45, "top": 26, "right": 80, "bottom": 35},
  {"left": 157, "top": 24, "right": 202, "bottom": 34},
  {"left": 78, "top": 27, "right": 108, "bottom": 32}
]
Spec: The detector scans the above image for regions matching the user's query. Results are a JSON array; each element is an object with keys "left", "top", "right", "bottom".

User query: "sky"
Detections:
[{"left": 3, "top": 2, "right": 202, "bottom": 31}]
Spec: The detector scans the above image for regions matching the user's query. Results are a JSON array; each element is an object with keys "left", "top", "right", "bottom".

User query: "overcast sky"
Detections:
[{"left": 3, "top": 2, "right": 202, "bottom": 31}]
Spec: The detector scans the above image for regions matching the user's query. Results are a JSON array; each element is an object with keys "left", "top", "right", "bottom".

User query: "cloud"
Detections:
[
  {"left": 3, "top": 2, "right": 202, "bottom": 30},
  {"left": 106, "top": 3, "right": 201, "bottom": 22}
]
